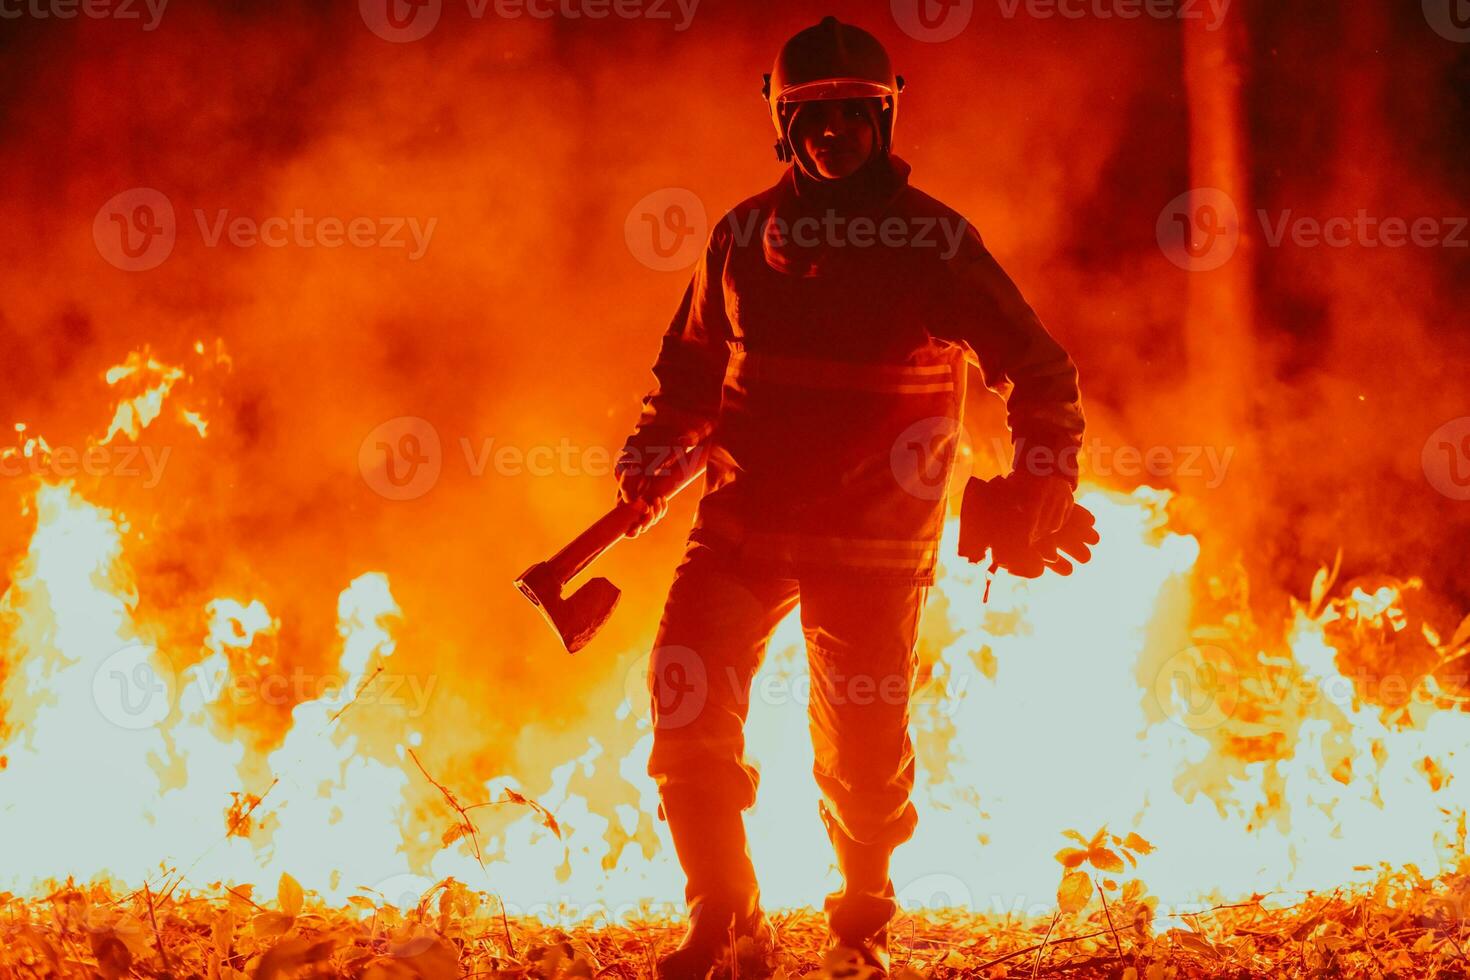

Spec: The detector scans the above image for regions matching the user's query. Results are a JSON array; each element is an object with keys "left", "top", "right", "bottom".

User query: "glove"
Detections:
[
  {"left": 614, "top": 428, "right": 704, "bottom": 538},
  {"left": 1030, "top": 504, "right": 1099, "bottom": 576},
  {"left": 958, "top": 474, "right": 1100, "bottom": 579}
]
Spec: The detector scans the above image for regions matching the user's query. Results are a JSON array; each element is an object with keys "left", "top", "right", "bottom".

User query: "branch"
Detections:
[
  {"left": 407, "top": 748, "right": 486, "bottom": 870},
  {"left": 328, "top": 666, "right": 385, "bottom": 725},
  {"left": 142, "top": 882, "right": 171, "bottom": 973},
  {"left": 1030, "top": 912, "right": 1060, "bottom": 979},
  {"left": 975, "top": 924, "right": 1118, "bottom": 973},
  {"left": 1095, "top": 875, "right": 1124, "bottom": 959}
]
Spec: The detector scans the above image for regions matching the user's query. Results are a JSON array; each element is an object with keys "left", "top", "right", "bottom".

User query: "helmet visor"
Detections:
[{"left": 775, "top": 77, "right": 895, "bottom": 104}]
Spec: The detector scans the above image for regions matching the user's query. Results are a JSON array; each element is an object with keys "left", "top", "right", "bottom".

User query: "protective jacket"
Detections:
[{"left": 623, "top": 153, "right": 1083, "bottom": 585}]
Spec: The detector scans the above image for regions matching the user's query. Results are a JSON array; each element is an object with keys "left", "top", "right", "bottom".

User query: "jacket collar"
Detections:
[{"left": 762, "top": 153, "right": 912, "bottom": 277}]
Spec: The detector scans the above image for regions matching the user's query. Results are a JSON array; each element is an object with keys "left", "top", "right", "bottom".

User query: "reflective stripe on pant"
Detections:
[{"left": 646, "top": 539, "right": 928, "bottom": 923}]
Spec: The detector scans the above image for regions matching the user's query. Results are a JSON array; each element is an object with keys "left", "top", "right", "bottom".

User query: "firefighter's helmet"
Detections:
[{"left": 763, "top": 16, "right": 905, "bottom": 164}]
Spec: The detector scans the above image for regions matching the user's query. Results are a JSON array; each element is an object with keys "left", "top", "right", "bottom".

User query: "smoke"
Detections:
[{"left": 0, "top": 0, "right": 1465, "bottom": 824}]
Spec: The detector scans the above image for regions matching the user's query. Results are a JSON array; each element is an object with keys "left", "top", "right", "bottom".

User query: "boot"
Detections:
[
  {"left": 827, "top": 926, "right": 891, "bottom": 976},
  {"left": 656, "top": 788, "right": 777, "bottom": 979},
  {"left": 656, "top": 899, "right": 777, "bottom": 980},
  {"left": 821, "top": 804, "right": 897, "bottom": 976}
]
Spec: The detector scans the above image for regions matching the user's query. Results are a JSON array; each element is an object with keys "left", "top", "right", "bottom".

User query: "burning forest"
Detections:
[{"left": 1, "top": 1, "right": 1469, "bottom": 977}]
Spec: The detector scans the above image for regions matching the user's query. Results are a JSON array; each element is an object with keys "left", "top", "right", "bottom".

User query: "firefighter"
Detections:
[{"left": 616, "top": 16, "right": 1087, "bottom": 978}]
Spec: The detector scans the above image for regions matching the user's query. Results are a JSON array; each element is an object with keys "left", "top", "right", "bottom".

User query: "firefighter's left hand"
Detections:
[{"left": 1013, "top": 473, "right": 1075, "bottom": 544}]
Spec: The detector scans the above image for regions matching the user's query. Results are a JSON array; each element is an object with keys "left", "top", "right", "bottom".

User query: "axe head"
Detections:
[{"left": 515, "top": 560, "right": 621, "bottom": 654}]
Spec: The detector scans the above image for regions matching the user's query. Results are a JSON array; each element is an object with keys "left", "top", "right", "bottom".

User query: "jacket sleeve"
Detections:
[
  {"left": 930, "top": 225, "right": 1085, "bottom": 485},
  {"left": 623, "top": 223, "right": 733, "bottom": 456}
]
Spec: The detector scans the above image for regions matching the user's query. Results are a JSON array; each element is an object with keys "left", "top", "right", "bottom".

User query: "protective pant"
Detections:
[{"left": 646, "top": 540, "right": 927, "bottom": 939}]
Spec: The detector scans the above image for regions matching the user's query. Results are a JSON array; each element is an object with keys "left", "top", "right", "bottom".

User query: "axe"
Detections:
[{"left": 515, "top": 445, "right": 708, "bottom": 653}]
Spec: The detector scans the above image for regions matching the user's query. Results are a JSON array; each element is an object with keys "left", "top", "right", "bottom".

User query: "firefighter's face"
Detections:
[{"left": 793, "top": 99, "right": 876, "bottom": 179}]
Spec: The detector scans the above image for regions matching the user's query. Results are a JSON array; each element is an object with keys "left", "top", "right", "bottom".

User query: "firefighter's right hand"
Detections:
[
  {"left": 615, "top": 442, "right": 671, "bottom": 538},
  {"left": 622, "top": 493, "right": 670, "bottom": 537}
]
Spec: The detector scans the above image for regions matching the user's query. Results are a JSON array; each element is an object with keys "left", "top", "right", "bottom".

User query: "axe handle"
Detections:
[{"left": 542, "top": 450, "right": 708, "bottom": 585}]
